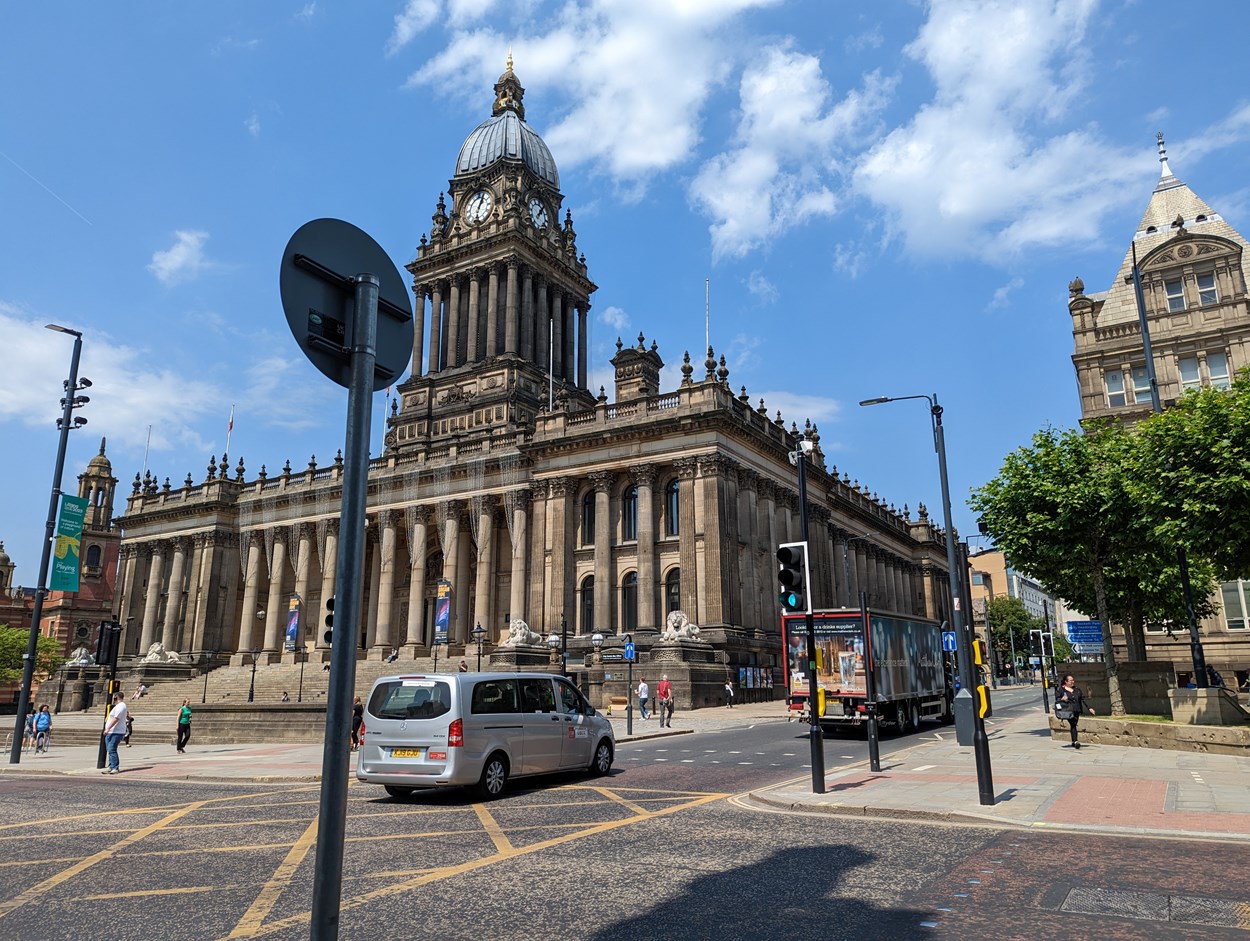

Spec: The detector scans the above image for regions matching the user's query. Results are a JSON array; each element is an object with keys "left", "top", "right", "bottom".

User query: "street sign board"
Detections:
[
  {"left": 623, "top": 642, "right": 636, "bottom": 662},
  {"left": 942, "top": 630, "right": 957, "bottom": 652},
  {"left": 280, "top": 218, "right": 413, "bottom": 391},
  {"left": 1065, "top": 620, "right": 1103, "bottom": 644},
  {"left": 1071, "top": 642, "right": 1103, "bottom": 655}
]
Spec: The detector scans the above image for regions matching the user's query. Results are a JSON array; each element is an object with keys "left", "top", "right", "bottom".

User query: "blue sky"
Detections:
[{"left": 2, "top": 0, "right": 1249, "bottom": 584}]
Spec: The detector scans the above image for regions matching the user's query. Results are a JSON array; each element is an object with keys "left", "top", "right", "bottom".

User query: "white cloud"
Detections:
[
  {"left": 747, "top": 270, "right": 778, "bottom": 303},
  {"left": 833, "top": 242, "right": 867, "bottom": 279},
  {"left": 691, "top": 45, "right": 893, "bottom": 260},
  {"left": 245, "top": 113, "right": 261, "bottom": 137},
  {"left": 986, "top": 277, "right": 1025, "bottom": 311},
  {"left": 599, "top": 305, "right": 629, "bottom": 331},
  {"left": 403, "top": 0, "right": 779, "bottom": 183},
  {"left": 388, "top": 0, "right": 443, "bottom": 54},
  {"left": 296, "top": 2, "right": 317, "bottom": 20},
  {"left": 148, "top": 230, "right": 212, "bottom": 284},
  {"left": 853, "top": 0, "right": 1149, "bottom": 261}
]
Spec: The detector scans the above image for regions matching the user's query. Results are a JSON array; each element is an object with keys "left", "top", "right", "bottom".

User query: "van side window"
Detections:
[
  {"left": 471, "top": 679, "right": 519, "bottom": 714},
  {"left": 555, "top": 679, "right": 583, "bottom": 715},
  {"left": 519, "top": 678, "right": 556, "bottom": 713}
]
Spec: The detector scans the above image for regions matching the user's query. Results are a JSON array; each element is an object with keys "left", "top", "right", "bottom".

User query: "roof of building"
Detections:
[
  {"left": 85, "top": 437, "right": 112, "bottom": 475},
  {"left": 1096, "top": 133, "right": 1249, "bottom": 327},
  {"left": 454, "top": 59, "right": 559, "bottom": 188}
]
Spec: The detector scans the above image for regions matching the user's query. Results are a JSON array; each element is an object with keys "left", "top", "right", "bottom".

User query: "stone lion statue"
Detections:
[
  {"left": 501, "top": 618, "right": 544, "bottom": 647},
  {"left": 68, "top": 645, "right": 95, "bottom": 664},
  {"left": 139, "top": 642, "right": 183, "bottom": 664},
  {"left": 660, "top": 610, "right": 701, "bottom": 642}
]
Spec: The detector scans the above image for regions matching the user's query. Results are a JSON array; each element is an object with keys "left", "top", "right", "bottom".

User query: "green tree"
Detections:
[
  {"left": 970, "top": 421, "right": 1190, "bottom": 714},
  {"left": 984, "top": 595, "right": 1043, "bottom": 664},
  {"left": 1132, "top": 370, "right": 1250, "bottom": 580},
  {"left": 0, "top": 625, "right": 66, "bottom": 685}
]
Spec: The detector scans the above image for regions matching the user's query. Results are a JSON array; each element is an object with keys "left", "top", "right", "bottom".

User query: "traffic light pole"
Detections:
[{"left": 794, "top": 436, "right": 825, "bottom": 794}]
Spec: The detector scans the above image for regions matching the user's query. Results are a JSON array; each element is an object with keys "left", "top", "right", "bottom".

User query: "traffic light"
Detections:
[
  {"left": 323, "top": 596, "right": 335, "bottom": 645},
  {"left": 776, "top": 542, "right": 810, "bottom": 613},
  {"left": 1029, "top": 629, "right": 1043, "bottom": 655},
  {"left": 972, "top": 636, "right": 986, "bottom": 667},
  {"left": 1040, "top": 631, "right": 1054, "bottom": 658}
]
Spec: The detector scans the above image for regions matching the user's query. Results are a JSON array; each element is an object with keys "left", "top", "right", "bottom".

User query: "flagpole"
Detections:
[{"left": 225, "top": 404, "right": 235, "bottom": 457}]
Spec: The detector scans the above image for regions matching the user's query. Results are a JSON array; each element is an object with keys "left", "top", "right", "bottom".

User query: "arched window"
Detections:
[
  {"left": 580, "top": 575, "right": 595, "bottom": 633},
  {"left": 622, "top": 485, "right": 638, "bottom": 542},
  {"left": 86, "top": 544, "right": 102, "bottom": 569},
  {"left": 665, "top": 568, "right": 681, "bottom": 615},
  {"left": 582, "top": 490, "right": 595, "bottom": 545},
  {"left": 664, "top": 479, "right": 680, "bottom": 537},
  {"left": 621, "top": 572, "right": 638, "bottom": 632}
]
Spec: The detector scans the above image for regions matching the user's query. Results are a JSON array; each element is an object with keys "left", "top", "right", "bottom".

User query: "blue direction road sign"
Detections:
[
  {"left": 623, "top": 642, "right": 636, "bottom": 662},
  {"left": 1065, "top": 620, "right": 1103, "bottom": 644},
  {"left": 942, "top": 631, "right": 957, "bottom": 652}
]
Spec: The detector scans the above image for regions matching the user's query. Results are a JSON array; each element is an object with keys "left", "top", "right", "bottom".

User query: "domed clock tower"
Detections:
[{"left": 393, "top": 58, "right": 597, "bottom": 450}]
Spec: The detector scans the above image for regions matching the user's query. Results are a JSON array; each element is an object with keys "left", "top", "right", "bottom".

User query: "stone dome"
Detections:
[
  {"left": 454, "top": 59, "right": 559, "bottom": 188},
  {"left": 0, "top": 541, "right": 10, "bottom": 566},
  {"left": 86, "top": 437, "right": 112, "bottom": 475}
]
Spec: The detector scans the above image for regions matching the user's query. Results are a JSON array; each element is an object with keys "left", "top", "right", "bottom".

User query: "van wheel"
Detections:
[
  {"left": 384, "top": 785, "right": 414, "bottom": 799},
  {"left": 475, "top": 753, "right": 509, "bottom": 800},
  {"left": 588, "top": 740, "right": 613, "bottom": 776}
]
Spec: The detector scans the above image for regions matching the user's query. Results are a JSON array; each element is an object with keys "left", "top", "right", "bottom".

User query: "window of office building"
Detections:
[
  {"left": 1222, "top": 580, "right": 1249, "bottom": 631},
  {"left": 1179, "top": 356, "right": 1201, "bottom": 391},
  {"left": 621, "top": 485, "right": 638, "bottom": 542},
  {"left": 1105, "top": 369, "right": 1127, "bottom": 407},
  {"left": 1165, "top": 278, "right": 1185, "bottom": 312},
  {"left": 664, "top": 479, "right": 680, "bottom": 537},
  {"left": 1197, "top": 271, "right": 1218, "bottom": 306},
  {"left": 1131, "top": 366, "right": 1152, "bottom": 405},
  {"left": 620, "top": 572, "right": 638, "bottom": 632},
  {"left": 1208, "top": 351, "right": 1231, "bottom": 390}
]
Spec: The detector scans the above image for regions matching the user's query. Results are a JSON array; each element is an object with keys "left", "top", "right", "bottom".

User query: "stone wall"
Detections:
[
  {"left": 1062, "top": 660, "right": 1175, "bottom": 715},
  {"left": 1048, "top": 715, "right": 1250, "bottom": 755}
]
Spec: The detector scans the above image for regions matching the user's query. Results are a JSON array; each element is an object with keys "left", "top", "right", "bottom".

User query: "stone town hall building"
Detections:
[{"left": 109, "top": 63, "right": 957, "bottom": 679}]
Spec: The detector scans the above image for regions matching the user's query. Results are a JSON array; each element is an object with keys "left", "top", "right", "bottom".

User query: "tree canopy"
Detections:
[{"left": 0, "top": 625, "right": 66, "bottom": 685}]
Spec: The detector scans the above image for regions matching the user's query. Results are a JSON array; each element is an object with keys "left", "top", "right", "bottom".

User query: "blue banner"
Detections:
[
  {"left": 284, "top": 597, "right": 300, "bottom": 650},
  {"left": 434, "top": 579, "right": 451, "bottom": 645}
]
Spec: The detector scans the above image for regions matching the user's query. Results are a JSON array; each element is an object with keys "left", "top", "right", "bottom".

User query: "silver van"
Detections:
[{"left": 356, "top": 672, "right": 615, "bottom": 800}]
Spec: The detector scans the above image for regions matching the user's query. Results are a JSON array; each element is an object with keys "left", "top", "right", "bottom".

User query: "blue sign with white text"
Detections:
[{"left": 1065, "top": 620, "right": 1103, "bottom": 644}]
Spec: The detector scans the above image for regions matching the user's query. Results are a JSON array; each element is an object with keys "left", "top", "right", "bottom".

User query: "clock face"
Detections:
[
  {"left": 528, "top": 197, "right": 549, "bottom": 229},
  {"left": 463, "top": 189, "right": 493, "bottom": 225}
]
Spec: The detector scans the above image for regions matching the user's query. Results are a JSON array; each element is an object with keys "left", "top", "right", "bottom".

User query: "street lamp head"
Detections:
[
  {"left": 45, "top": 323, "right": 82, "bottom": 338},
  {"left": 859, "top": 396, "right": 892, "bottom": 406},
  {"left": 77, "top": 377, "right": 92, "bottom": 389},
  {"left": 546, "top": 633, "right": 560, "bottom": 649},
  {"left": 591, "top": 632, "right": 604, "bottom": 648}
]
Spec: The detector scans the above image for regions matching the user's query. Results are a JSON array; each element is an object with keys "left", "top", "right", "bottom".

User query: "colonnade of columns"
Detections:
[{"left": 411, "top": 264, "right": 590, "bottom": 387}]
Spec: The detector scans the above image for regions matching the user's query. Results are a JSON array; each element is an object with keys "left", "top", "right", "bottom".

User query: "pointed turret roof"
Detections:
[{"left": 1092, "top": 132, "right": 1249, "bottom": 327}]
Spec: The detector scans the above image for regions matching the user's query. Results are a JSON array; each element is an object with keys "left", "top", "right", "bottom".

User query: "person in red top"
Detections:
[{"left": 656, "top": 675, "right": 674, "bottom": 728}]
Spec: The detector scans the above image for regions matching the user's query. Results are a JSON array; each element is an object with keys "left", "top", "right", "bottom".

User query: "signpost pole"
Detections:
[
  {"left": 861, "top": 593, "right": 880, "bottom": 772},
  {"left": 310, "top": 274, "right": 377, "bottom": 941}
]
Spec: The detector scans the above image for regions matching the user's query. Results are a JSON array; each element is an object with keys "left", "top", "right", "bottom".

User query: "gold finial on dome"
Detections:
[{"left": 506, "top": 50, "right": 513, "bottom": 72}]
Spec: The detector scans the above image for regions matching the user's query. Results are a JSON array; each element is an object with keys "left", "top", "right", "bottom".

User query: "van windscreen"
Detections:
[{"left": 368, "top": 679, "right": 452, "bottom": 720}]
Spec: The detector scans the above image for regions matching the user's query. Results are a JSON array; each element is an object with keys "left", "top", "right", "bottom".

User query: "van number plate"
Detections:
[{"left": 391, "top": 748, "right": 422, "bottom": 759}]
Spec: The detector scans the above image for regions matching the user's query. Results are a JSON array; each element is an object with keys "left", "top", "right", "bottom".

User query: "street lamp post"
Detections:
[
  {"left": 248, "top": 648, "right": 260, "bottom": 703},
  {"left": 297, "top": 647, "right": 307, "bottom": 703},
  {"left": 472, "top": 622, "right": 486, "bottom": 672},
  {"left": 860, "top": 392, "right": 995, "bottom": 806},
  {"left": 546, "top": 614, "right": 568, "bottom": 678},
  {"left": 202, "top": 650, "right": 218, "bottom": 704},
  {"left": 10, "top": 324, "right": 90, "bottom": 766}
]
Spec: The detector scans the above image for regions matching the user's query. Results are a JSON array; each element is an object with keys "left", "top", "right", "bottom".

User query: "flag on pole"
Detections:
[{"left": 225, "top": 404, "right": 235, "bottom": 456}]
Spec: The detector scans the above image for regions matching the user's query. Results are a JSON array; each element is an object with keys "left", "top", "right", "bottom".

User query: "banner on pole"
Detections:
[
  {"left": 49, "top": 494, "right": 89, "bottom": 592},
  {"left": 434, "top": 579, "right": 452, "bottom": 645},
  {"left": 285, "top": 596, "right": 301, "bottom": 650}
]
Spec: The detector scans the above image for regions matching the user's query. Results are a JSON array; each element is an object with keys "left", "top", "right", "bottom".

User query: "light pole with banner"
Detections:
[
  {"left": 9, "top": 324, "right": 90, "bottom": 766},
  {"left": 860, "top": 392, "right": 995, "bottom": 806}
]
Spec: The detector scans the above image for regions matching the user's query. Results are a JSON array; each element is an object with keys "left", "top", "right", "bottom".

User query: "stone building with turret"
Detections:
[
  {"left": 109, "top": 62, "right": 960, "bottom": 697},
  {"left": 1068, "top": 134, "right": 1250, "bottom": 687}
]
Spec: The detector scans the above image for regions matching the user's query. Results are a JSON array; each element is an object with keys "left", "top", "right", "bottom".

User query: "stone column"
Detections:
[
  {"left": 466, "top": 270, "right": 481, "bottom": 364},
  {"left": 505, "top": 260, "right": 519, "bottom": 356},
  {"left": 405, "top": 507, "right": 429, "bottom": 648},
  {"left": 364, "top": 527, "right": 381, "bottom": 650},
  {"left": 547, "top": 478, "right": 573, "bottom": 635},
  {"left": 472, "top": 498, "right": 496, "bottom": 640},
  {"left": 508, "top": 490, "right": 530, "bottom": 642},
  {"left": 535, "top": 276, "right": 548, "bottom": 370},
  {"left": 441, "top": 502, "right": 463, "bottom": 642},
  {"left": 527, "top": 482, "right": 548, "bottom": 634},
  {"left": 590, "top": 472, "right": 613, "bottom": 634},
  {"left": 522, "top": 267, "right": 535, "bottom": 362},
  {"left": 446, "top": 276, "right": 462, "bottom": 368},
  {"left": 412, "top": 285, "right": 426, "bottom": 377},
  {"left": 675, "top": 459, "right": 699, "bottom": 617},
  {"left": 263, "top": 532, "right": 288, "bottom": 654},
  {"left": 183, "top": 535, "right": 207, "bottom": 653},
  {"left": 577, "top": 302, "right": 588, "bottom": 389},
  {"left": 316, "top": 521, "right": 338, "bottom": 653},
  {"left": 735, "top": 468, "right": 758, "bottom": 631},
  {"left": 455, "top": 514, "right": 473, "bottom": 644},
  {"left": 236, "top": 534, "right": 262, "bottom": 658},
  {"left": 372, "top": 511, "right": 397, "bottom": 656},
  {"left": 486, "top": 265, "right": 500, "bottom": 358},
  {"left": 292, "top": 524, "right": 313, "bottom": 651},
  {"left": 115, "top": 545, "right": 140, "bottom": 655},
  {"left": 139, "top": 542, "right": 166, "bottom": 653},
  {"left": 632, "top": 465, "right": 657, "bottom": 632},
  {"left": 551, "top": 290, "right": 564, "bottom": 380},
  {"left": 160, "top": 537, "right": 188, "bottom": 652},
  {"left": 429, "top": 281, "right": 443, "bottom": 373}
]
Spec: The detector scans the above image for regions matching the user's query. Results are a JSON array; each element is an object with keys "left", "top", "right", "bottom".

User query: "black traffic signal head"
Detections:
[
  {"left": 1029, "top": 629, "right": 1042, "bottom": 655},
  {"left": 323, "top": 596, "right": 335, "bottom": 645},
  {"left": 776, "top": 542, "right": 809, "bottom": 613},
  {"left": 1040, "top": 632, "right": 1054, "bottom": 657}
]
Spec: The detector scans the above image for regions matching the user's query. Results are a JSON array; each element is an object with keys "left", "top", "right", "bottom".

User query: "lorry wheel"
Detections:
[{"left": 895, "top": 702, "right": 913, "bottom": 735}]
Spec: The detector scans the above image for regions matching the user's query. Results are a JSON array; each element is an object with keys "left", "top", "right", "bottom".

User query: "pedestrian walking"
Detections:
[
  {"left": 724, "top": 679, "right": 735, "bottom": 707},
  {"left": 123, "top": 713, "right": 134, "bottom": 747},
  {"left": 33, "top": 705, "right": 52, "bottom": 754},
  {"left": 637, "top": 677, "right": 649, "bottom": 720},
  {"left": 458, "top": 659, "right": 469, "bottom": 673},
  {"left": 176, "top": 698, "right": 192, "bottom": 753},
  {"left": 1055, "top": 674, "right": 1095, "bottom": 749},
  {"left": 656, "top": 674, "right": 673, "bottom": 727},
  {"left": 22, "top": 707, "right": 36, "bottom": 751},
  {"left": 350, "top": 696, "right": 364, "bottom": 751},
  {"left": 102, "top": 692, "right": 128, "bottom": 774}
]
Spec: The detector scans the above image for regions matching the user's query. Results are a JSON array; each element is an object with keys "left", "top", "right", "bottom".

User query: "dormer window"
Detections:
[
  {"left": 1165, "top": 278, "right": 1185, "bottom": 312},
  {"left": 1196, "top": 214, "right": 1207, "bottom": 223},
  {"left": 1145, "top": 225, "right": 1158, "bottom": 234}
]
